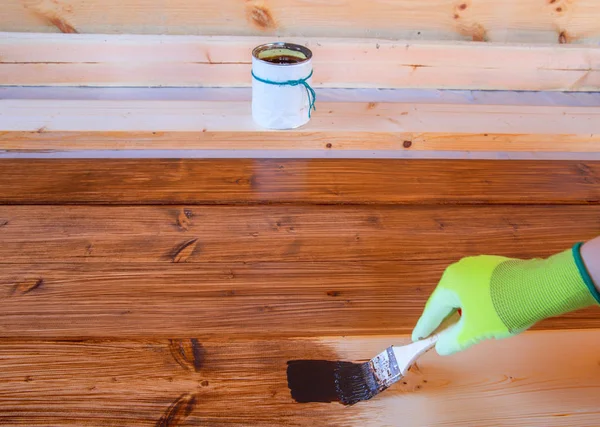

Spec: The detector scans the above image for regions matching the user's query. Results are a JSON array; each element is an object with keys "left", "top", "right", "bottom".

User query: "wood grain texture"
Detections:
[
  {"left": 0, "top": 99, "right": 600, "bottom": 157},
  {"left": 0, "top": 262, "right": 596, "bottom": 338},
  {"left": 2, "top": 100, "right": 600, "bottom": 155},
  {"left": 2, "top": 33, "right": 599, "bottom": 89},
  {"left": 3, "top": 0, "right": 600, "bottom": 45},
  {"left": 3, "top": 130, "right": 600, "bottom": 154},
  {"left": 4, "top": 100, "right": 600, "bottom": 134},
  {"left": 1, "top": 205, "right": 599, "bottom": 263},
  {"left": 0, "top": 152, "right": 599, "bottom": 426},
  {"left": 2, "top": 159, "right": 600, "bottom": 205},
  {"left": 1, "top": 331, "right": 599, "bottom": 426}
]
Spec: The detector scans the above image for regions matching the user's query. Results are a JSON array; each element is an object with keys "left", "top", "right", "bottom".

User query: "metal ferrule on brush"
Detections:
[
  {"left": 370, "top": 347, "right": 402, "bottom": 389},
  {"left": 333, "top": 346, "right": 403, "bottom": 405}
]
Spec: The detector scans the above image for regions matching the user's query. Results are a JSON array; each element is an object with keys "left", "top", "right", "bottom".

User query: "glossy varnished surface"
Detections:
[
  {"left": 2, "top": 160, "right": 600, "bottom": 205},
  {"left": 1, "top": 205, "right": 599, "bottom": 263},
  {"left": 1, "top": 262, "right": 596, "bottom": 338},
  {"left": 0, "top": 159, "right": 599, "bottom": 425}
]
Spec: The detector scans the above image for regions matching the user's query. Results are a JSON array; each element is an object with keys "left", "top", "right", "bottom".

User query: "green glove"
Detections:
[{"left": 412, "top": 243, "right": 600, "bottom": 356}]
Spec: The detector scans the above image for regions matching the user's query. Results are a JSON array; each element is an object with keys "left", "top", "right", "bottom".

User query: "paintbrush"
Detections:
[{"left": 287, "top": 312, "right": 460, "bottom": 405}]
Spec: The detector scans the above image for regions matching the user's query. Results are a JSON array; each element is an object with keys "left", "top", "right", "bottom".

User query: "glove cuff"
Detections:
[{"left": 572, "top": 242, "right": 600, "bottom": 305}]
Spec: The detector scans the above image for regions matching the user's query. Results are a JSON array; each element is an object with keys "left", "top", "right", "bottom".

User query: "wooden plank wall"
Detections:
[
  {"left": 3, "top": 0, "right": 600, "bottom": 44},
  {"left": 1, "top": 158, "right": 599, "bottom": 425},
  {"left": 3, "top": 33, "right": 600, "bottom": 89}
]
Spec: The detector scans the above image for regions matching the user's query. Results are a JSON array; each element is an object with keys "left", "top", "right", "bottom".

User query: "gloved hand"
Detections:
[{"left": 412, "top": 243, "right": 600, "bottom": 355}]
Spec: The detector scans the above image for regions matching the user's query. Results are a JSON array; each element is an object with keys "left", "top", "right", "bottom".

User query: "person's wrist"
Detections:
[{"left": 580, "top": 240, "right": 600, "bottom": 295}]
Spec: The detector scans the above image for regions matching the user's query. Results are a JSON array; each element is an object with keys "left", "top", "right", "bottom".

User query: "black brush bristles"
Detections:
[
  {"left": 286, "top": 360, "right": 341, "bottom": 403},
  {"left": 333, "top": 361, "right": 381, "bottom": 405},
  {"left": 286, "top": 359, "right": 383, "bottom": 405}
]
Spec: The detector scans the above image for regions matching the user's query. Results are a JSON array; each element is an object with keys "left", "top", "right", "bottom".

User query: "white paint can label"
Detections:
[{"left": 251, "top": 42, "right": 314, "bottom": 130}]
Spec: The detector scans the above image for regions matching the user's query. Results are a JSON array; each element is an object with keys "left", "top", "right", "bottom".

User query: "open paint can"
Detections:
[{"left": 251, "top": 42, "right": 314, "bottom": 130}]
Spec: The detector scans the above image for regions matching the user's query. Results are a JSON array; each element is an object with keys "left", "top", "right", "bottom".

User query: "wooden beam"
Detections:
[
  {"left": 1, "top": 205, "right": 598, "bottom": 263},
  {"left": 1, "top": 100, "right": 600, "bottom": 154},
  {"left": 2, "top": 33, "right": 600, "bottom": 89},
  {"left": 3, "top": 130, "right": 600, "bottom": 154},
  {"left": 0, "top": 331, "right": 599, "bottom": 425},
  {"left": 1, "top": 159, "right": 600, "bottom": 205},
  {"left": 2, "top": 0, "right": 600, "bottom": 44},
  {"left": 4, "top": 131, "right": 600, "bottom": 154},
  {"left": 3, "top": 99, "right": 592, "bottom": 134},
  {"left": 0, "top": 262, "right": 596, "bottom": 338}
]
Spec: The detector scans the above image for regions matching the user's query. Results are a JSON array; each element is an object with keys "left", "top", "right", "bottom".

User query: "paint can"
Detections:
[{"left": 251, "top": 42, "right": 314, "bottom": 130}]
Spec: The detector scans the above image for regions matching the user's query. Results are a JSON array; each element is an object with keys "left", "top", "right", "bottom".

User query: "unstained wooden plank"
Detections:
[
  {"left": 2, "top": 130, "right": 600, "bottom": 154},
  {"left": 3, "top": 100, "right": 600, "bottom": 134},
  {"left": 2, "top": 101, "right": 600, "bottom": 157},
  {"left": 2, "top": 33, "right": 599, "bottom": 89},
  {"left": 2, "top": 0, "right": 600, "bottom": 44}
]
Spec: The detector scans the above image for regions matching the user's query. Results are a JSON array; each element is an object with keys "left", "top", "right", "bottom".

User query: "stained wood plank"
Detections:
[
  {"left": 1, "top": 331, "right": 599, "bottom": 426},
  {"left": 1, "top": 205, "right": 599, "bottom": 263},
  {"left": 1, "top": 159, "right": 600, "bottom": 205},
  {"left": 3, "top": 0, "right": 600, "bottom": 45},
  {"left": 0, "top": 262, "right": 596, "bottom": 338},
  {"left": 2, "top": 33, "right": 599, "bottom": 90}
]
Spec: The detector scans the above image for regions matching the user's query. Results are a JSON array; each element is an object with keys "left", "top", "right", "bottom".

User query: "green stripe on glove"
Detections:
[{"left": 412, "top": 243, "right": 600, "bottom": 356}]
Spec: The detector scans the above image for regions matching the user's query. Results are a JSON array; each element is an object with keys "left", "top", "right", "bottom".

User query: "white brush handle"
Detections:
[
  {"left": 391, "top": 334, "right": 438, "bottom": 376},
  {"left": 392, "top": 312, "right": 460, "bottom": 375}
]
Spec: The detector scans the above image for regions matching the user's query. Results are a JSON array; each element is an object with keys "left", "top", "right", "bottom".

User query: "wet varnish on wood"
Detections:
[{"left": 2, "top": 159, "right": 600, "bottom": 205}]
